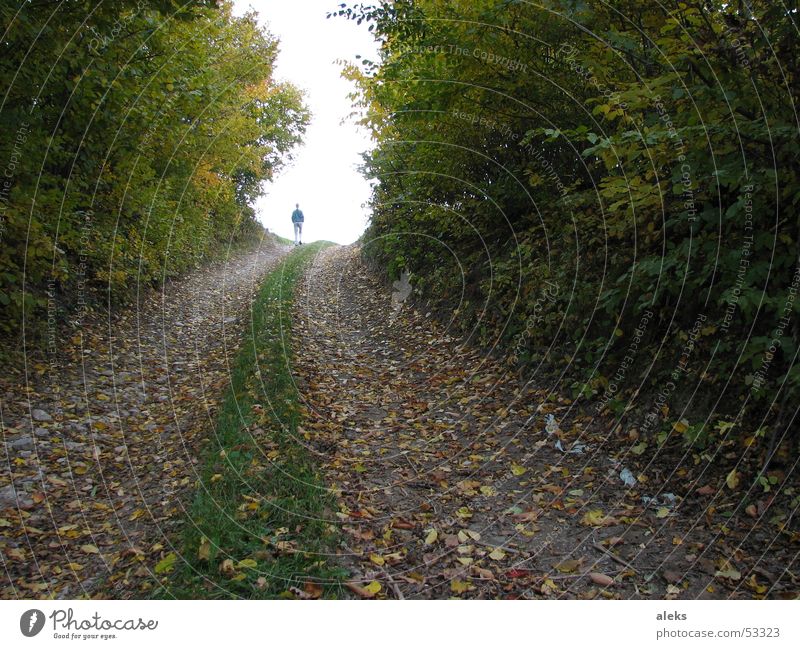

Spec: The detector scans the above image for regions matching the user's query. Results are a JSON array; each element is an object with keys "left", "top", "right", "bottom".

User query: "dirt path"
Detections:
[
  {"left": 0, "top": 238, "right": 290, "bottom": 598},
  {"left": 293, "top": 245, "right": 797, "bottom": 600}
]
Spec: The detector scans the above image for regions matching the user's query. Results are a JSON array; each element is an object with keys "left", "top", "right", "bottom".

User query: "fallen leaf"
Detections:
[
  {"left": 364, "top": 580, "right": 381, "bottom": 595},
  {"left": 198, "top": 536, "right": 211, "bottom": 561},
  {"left": 488, "top": 548, "right": 506, "bottom": 561},
  {"left": 154, "top": 553, "right": 177, "bottom": 574},
  {"left": 424, "top": 529, "right": 438, "bottom": 545},
  {"left": 346, "top": 581, "right": 378, "bottom": 598},
  {"left": 715, "top": 568, "right": 742, "bottom": 581},
  {"left": 581, "top": 510, "right": 616, "bottom": 527},
  {"left": 80, "top": 544, "right": 100, "bottom": 555},
  {"left": 450, "top": 579, "right": 474, "bottom": 594},
  {"left": 237, "top": 558, "right": 258, "bottom": 569},
  {"left": 555, "top": 559, "right": 582, "bottom": 573},
  {"left": 590, "top": 572, "right": 614, "bottom": 587}
]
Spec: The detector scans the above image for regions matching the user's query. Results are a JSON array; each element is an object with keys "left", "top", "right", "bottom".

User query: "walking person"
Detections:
[{"left": 291, "top": 203, "right": 304, "bottom": 245}]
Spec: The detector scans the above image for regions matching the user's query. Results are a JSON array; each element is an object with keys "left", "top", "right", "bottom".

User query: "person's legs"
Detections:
[
  {"left": 297, "top": 222, "right": 303, "bottom": 244},
  {"left": 293, "top": 222, "right": 301, "bottom": 244}
]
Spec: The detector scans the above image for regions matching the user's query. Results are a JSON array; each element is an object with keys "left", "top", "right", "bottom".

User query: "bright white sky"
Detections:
[{"left": 233, "top": 0, "right": 378, "bottom": 244}]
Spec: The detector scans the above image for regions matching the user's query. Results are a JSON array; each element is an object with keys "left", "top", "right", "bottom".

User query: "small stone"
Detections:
[
  {"left": 9, "top": 436, "right": 34, "bottom": 450},
  {"left": 32, "top": 409, "right": 52, "bottom": 422},
  {"left": 0, "top": 484, "right": 17, "bottom": 505},
  {"left": 34, "top": 427, "right": 50, "bottom": 438}
]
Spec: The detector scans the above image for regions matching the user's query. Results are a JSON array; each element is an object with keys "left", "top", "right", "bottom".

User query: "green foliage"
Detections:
[
  {"left": 0, "top": 1, "right": 309, "bottom": 336},
  {"left": 340, "top": 1, "right": 799, "bottom": 446}
]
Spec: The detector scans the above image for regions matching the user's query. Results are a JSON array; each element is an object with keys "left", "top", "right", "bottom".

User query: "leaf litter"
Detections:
[
  {"left": 0, "top": 243, "right": 291, "bottom": 598},
  {"left": 291, "top": 246, "right": 798, "bottom": 600}
]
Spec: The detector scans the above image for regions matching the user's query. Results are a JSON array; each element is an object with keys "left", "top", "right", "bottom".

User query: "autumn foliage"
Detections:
[
  {"left": 0, "top": 0, "right": 309, "bottom": 337},
  {"left": 339, "top": 0, "right": 799, "bottom": 457}
]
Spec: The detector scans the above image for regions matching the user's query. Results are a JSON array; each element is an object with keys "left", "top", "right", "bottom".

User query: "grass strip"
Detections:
[{"left": 159, "top": 241, "right": 344, "bottom": 598}]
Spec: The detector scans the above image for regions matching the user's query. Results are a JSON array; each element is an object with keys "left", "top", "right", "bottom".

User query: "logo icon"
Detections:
[
  {"left": 390, "top": 270, "right": 412, "bottom": 321},
  {"left": 20, "top": 609, "right": 45, "bottom": 637}
]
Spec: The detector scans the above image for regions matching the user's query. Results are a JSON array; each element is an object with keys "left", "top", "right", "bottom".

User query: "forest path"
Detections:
[
  {"left": 0, "top": 238, "right": 291, "bottom": 598},
  {"left": 293, "top": 245, "right": 792, "bottom": 600}
]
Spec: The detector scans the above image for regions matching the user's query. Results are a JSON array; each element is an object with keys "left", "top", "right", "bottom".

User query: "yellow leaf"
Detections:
[
  {"left": 80, "top": 544, "right": 100, "bottom": 554},
  {"left": 581, "top": 509, "right": 612, "bottom": 527},
  {"left": 424, "top": 529, "right": 438, "bottom": 545},
  {"left": 237, "top": 559, "right": 258, "bottom": 569},
  {"left": 369, "top": 553, "right": 385, "bottom": 566},
  {"left": 450, "top": 579, "right": 474, "bottom": 594},
  {"left": 364, "top": 580, "right": 381, "bottom": 595},
  {"left": 198, "top": 536, "right": 211, "bottom": 561},
  {"left": 726, "top": 469, "right": 740, "bottom": 490},
  {"left": 541, "top": 578, "right": 558, "bottom": 595},
  {"left": 510, "top": 462, "right": 527, "bottom": 476},
  {"left": 488, "top": 548, "right": 506, "bottom": 561},
  {"left": 555, "top": 559, "right": 582, "bottom": 573},
  {"left": 656, "top": 507, "right": 670, "bottom": 519},
  {"left": 746, "top": 574, "right": 767, "bottom": 594},
  {"left": 479, "top": 485, "right": 496, "bottom": 496},
  {"left": 456, "top": 506, "right": 473, "bottom": 519},
  {"left": 155, "top": 553, "right": 177, "bottom": 574}
]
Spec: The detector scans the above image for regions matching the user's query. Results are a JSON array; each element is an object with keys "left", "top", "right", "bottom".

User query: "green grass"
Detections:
[
  {"left": 157, "top": 241, "right": 346, "bottom": 598},
  {"left": 270, "top": 232, "right": 295, "bottom": 246}
]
